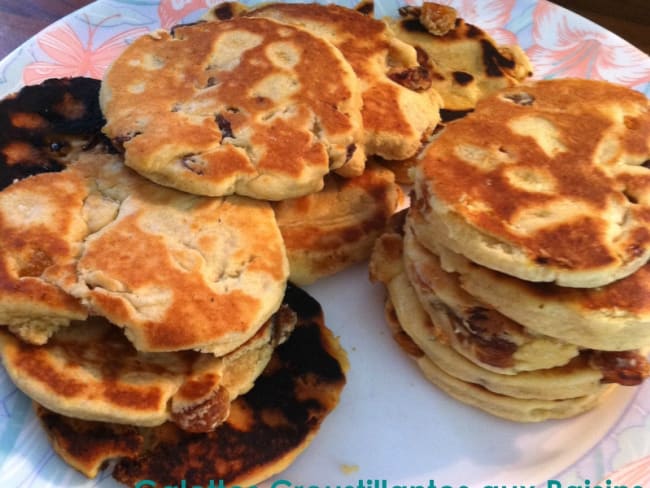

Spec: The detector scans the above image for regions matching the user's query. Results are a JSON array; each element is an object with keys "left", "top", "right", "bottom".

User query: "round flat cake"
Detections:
[
  {"left": 100, "top": 16, "right": 365, "bottom": 200},
  {"left": 412, "top": 79, "right": 650, "bottom": 288},
  {"left": 226, "top": 2, "right": 442, "bottom": 161},
  {"left": 273, "top": 162, "right": 403, "bottom": 285}
]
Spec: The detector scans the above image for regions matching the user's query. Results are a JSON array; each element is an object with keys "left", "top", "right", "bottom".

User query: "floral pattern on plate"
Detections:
[{"left": 0, "top": 1, "right": 649, "bottom": 487}]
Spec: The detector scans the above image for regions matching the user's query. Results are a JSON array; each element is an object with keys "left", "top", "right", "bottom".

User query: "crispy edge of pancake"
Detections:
[
  {"left": 411, "top": 79, "right": 650, "bottom": 289},
  {"left": 274, "top": 163, "right": 403, "bottom": 285},
  {"left": 35, "top": 284, "right": 348, "bottom": 483}
]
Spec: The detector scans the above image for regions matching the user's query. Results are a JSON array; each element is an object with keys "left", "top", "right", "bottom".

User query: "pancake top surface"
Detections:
[
  {"left": 0, "top": 310, "right": 291, "bottom": 431},
  {"left": 100, "top": 16, "right": 364, "bottom": 200},
  {"left": 36, "top": 284, "right": 348, "bottom": 484},
  {"left": 390, "top": 4, "right": 532, "bottom": 114},
  {"left": 3, "top": 150, "right": 288, "bottom": 355},
  {"left": 415, "top": 78, "right": 650, "bottom": 287},
  {"left": 239, "top": 2, "right": 442, "bottom": 160}
]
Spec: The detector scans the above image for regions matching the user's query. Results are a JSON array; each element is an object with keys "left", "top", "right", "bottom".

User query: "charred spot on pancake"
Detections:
[
  {"left": 399, "top": 18, "right": 429, "bottom": 34},
  {"left": 0, "top": 77, "right": 106, "bottom": 189},
  {"left": 36, "top": 405, "right": 144, "bottom": 467},
  {"left": 215, "top": 113, "right": 234, "bottom": 140},
  {"left": 355, "top": 0, "right": 374, "bottom": 16},
  {"left": 466, "top": 23, "right": 483, "bottom": 38},
  {"left": 503, "top": 91, "right": 535, "bottom": 106},
  {"left": 452, "top": 71, "right": 474, "bottom": 86},
  {"left": 481, "top": 39, "right": 515, "bottom": 77},
  {"left": 212, "top": 2, "right": 236, "bottom": 20},
  {"left": 440, "top": 108, "right": 473, "bottom": 123},
  {"left": 170, "top": 20, "right": 206, "bottom": 39}
]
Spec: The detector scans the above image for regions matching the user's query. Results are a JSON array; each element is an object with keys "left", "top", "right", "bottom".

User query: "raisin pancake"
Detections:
[
  {"left": 0, "top": 307, "right": 294, "bottom": 431},
  {"left": 2, "top": 150, "right": 288, "bottom": 356},
  {"left": 410, "top": 206, "right": 650, "bottom": 351},
  {"left": 100, "top": 17, "right": 365, "bottom": 200},
  {"left": 273, "top": 162, "right": 403, "bottom": 285},
  {"left": 371, "top": 232, "right": 619, "bottom": 422},
  {"left": 390, "top": 3, "right": 532, "bottom": 117},
  {"left": 35, "top": 285, "right": 348, "bottom": 483},
  {"left": 215, "top": 2, "right": 442, "bottom": 161},
  {"left": 402, "top": 220, "right": 580, "bottom": 374},
  {"left": 412, "top": 79, "right": 650, "bottom": 288}
]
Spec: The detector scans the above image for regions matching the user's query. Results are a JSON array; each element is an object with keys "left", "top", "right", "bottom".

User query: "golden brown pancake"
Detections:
[
  {"left": 100, "top": 17, "right": 365, "bottom": 200},
  {"left": 219, "top": 2, "right": 442, "bottom": 162},
  {"left": 35, "top": 284, "right": 348, "bottom": 482},
  {"left": 412, "top": 79, "right": 650, "bottom": 288},
  {"left": 371, "top": 230, "right": 630, "bottom": 422},
  {"left": 1, "top": 150, "right": 288, "bottom": 356},
  {"left": 410, "top": 205, "right": 650, "bottom": 351},
  {"left": 273, "top": 162, "right": 403, "bottom": 285},
  {"left": 390, "top": 3, "right": 532, "bottom": 117},
  {"left": 0, "top": 307, "right": 294, "bottom": 431},
  {"left": 402, "top": 219, "right": 580, "bottom": 374}
]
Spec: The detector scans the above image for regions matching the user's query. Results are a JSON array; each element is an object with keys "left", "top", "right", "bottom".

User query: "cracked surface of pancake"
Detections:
[
  {"left": 410, "top": 206, "right": 650, "bottom": 351},
  {"left": 215, "top": 2, "right": 442, "bottom": 161},
  {"left": 69, "top": 156, "right": 287, "bottom": 355},
  {"left": 412, "top": 79, "right": 650, "bottom": 288},
  {"left": 390, "top": 3, "right": 532, "bottom": 115},
  {"left": 273, "top": 162, "right": 403, "bottom": 285},
  {"left": 4, "top": 150, "right": 288, "bottom": 355},
  {"left": 35, "top": 284, "right": 348, "bottom": 483},
  {"left": 370, "top": 231, "right": 614, "bottom": 422},
  {"left": 0, "top": 77, "right": 108, "bottom": 191},
  {"left": 0, "top": 166, "right": 89, "bottom": 344},
  {"left": 0, "top": 306, "right": 294, "bottom": 431},
  {"left": 402, "top": 220, "right": 580, "bottom": 374},
  {"left": 100, "top": 16, "right": 364, "bottom": 200}
]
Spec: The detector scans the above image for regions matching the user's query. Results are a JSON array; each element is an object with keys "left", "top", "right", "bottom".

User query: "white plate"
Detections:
[{"left": 1, "top": 1, "right": 650, "bottom": 487}]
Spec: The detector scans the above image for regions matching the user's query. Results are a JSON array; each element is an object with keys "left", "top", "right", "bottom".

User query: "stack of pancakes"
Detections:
[
  {"left": 371, "top": 78, "right": 650, "bottom": 422},
  {"left": 0, "top": 75, "right": 348, "bottom": 484},
  {"left": 0, "top": 1, "right": 536, "bottom": 483}
]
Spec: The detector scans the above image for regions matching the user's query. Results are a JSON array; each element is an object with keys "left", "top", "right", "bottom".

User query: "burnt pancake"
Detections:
[
  {"left": 100, "top": 17, "right": 365, "bottom": 200},
  {"left": 222, "top": 2, "right": 443, "bottom": 161},
  {"left": 0, "top": 77, "right": 109, "bottom": 191},
  {"left": 35, "top": 284, "right": 348, "bottom": 482},
  {"left": 390, "top": 3, "right": 532, "bottom": 115},
  {"left": 0, "top": 307, "right": 294, "bottom": 431},
  {"left": 412, "top": 79, "right": 650, "bottom": 288},
  {"left": 273, "top": 162, "right": 403, "bottom": 285}
]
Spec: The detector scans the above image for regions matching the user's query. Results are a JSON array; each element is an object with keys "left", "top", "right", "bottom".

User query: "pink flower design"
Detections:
[
  {"left": 527, "top": 2, "right": 650, "bottom": 86},
  {"left": 158, "top": 0, "right": 211, "bottom": 30},
  {"left": 600, "top": 455, "right": 650, "bottom": 485},
  {"left": 23, "top": 16, "right": 149, "bottom": 85}
]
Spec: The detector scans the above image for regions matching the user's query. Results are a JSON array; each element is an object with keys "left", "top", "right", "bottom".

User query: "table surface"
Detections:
[{"left": 0, "top": 0, "right": 648, "bottom": 62}]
